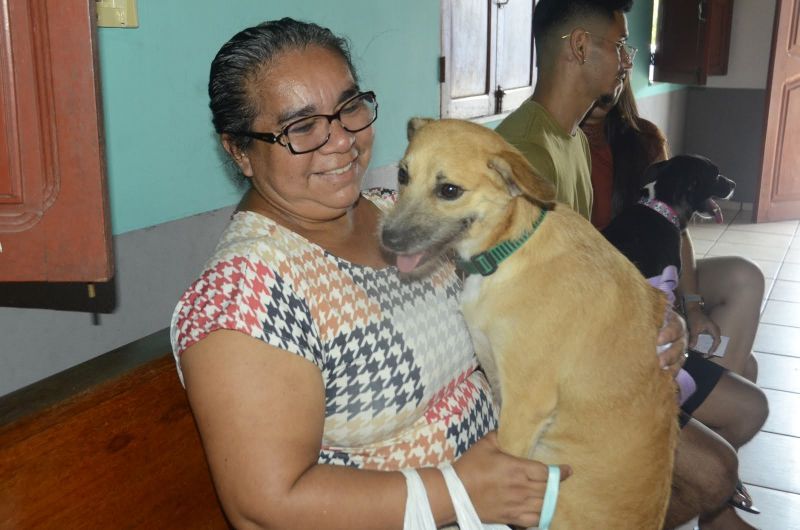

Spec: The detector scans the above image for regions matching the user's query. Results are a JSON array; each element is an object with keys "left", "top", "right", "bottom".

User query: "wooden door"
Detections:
[
  {"left": 0, "top": 0, "right": 112, "bottom": 282},
  {"left": 756, "top": 0, "right": 800, "bottom": 222}
]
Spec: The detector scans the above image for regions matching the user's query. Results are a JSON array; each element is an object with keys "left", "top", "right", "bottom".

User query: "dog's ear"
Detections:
[
  {"left": 640, "top": 159, "right": 672, "bottom": 200},
  {"left": 407, "top": 117, "right": 434, "bottom": 141},
  {"left": 488, "top": 150, "right": 556, "bottom": 209}
]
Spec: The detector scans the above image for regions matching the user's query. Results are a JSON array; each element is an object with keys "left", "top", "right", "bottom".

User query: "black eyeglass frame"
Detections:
[{"left": 228, "top": 91, "right": 378, "bottom": 155}]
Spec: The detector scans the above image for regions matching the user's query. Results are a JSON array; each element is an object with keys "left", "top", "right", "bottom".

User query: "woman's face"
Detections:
[{"left": 230, "top": 45, "right": 375, "bottom": 222}]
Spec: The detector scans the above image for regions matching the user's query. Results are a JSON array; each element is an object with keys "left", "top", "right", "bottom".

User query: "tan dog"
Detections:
[{"left": 381, "top": 118, "right": 678, "bottom": 529}]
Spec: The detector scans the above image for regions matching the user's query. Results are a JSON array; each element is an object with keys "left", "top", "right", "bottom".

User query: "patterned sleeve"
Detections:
[{"left": 170, "top": 253, "right": 323, "bottom": 383}]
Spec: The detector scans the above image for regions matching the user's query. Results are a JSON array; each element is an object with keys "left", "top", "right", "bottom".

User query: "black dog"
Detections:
[{"left": 602, "top": 154, "right": 736, "bottom": 279}]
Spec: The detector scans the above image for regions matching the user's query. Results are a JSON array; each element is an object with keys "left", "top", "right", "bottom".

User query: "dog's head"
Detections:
[
  {"left": 380, "top": 118, "right": 556, "bottom": 275},
  {"left": 642, "top": 154, "right": 735, "bottom": 228}
]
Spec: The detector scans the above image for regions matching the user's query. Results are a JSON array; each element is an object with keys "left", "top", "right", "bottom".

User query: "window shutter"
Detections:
[
  {"left": 495, "top": 0, "right": 536, "bottom": 113},
  {"left": 441, "top": 0, "right": 497, "bottom": 119}
]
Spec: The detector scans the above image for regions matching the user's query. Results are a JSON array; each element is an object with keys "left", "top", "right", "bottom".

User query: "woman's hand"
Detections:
[
  {"left": 685, "top": 305, "right": 722, "bottom": 357},
  {"left": 453, "top": 432, "right": 571, "bottom": 528},
  {"left": 657, "top": 308, "right": 688, "bottom": 377}
]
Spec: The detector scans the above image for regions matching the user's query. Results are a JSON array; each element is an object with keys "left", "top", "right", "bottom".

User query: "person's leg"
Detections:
[
  {"left": 696, "top": 257, "right": 764, "bottom": 382},
  {"left": 664, "top": 419, "right": 755, "bottom": 530},
  {"left": 691, "top": 371, "right": 769, "bottom": 449}
]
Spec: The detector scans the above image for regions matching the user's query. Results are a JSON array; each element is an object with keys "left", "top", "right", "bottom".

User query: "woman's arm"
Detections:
[{"left": 181, "top": 330, "right": 563, "bottom": 529}]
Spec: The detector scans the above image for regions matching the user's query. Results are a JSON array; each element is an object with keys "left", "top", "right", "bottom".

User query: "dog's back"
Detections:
[
  {"left": 602, "top": 204, "right": 682, "bottom": 278},
  {"left": 382, "top": 118, "right": 679, "bottom": 529},
  {"left": 463, "top": 202, "right": 678, "bottom": 529}
]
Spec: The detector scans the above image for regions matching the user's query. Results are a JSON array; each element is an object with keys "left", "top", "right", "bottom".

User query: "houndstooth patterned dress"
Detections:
[{"left": 171, "top": 189, "right": 497, "bottom": 470}]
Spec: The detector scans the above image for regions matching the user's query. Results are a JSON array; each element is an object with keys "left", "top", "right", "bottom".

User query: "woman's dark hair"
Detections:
[
  {"left": 208, "top": 18, "right": 358, "bottom": 152},
  {"left": 605, "top": 79, "right": 669, "bottom": 216}
]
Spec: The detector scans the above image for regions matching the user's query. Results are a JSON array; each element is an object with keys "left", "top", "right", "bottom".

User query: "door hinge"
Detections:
[{"left": 439, "top": 56, "right": 446, "bottom": 83}]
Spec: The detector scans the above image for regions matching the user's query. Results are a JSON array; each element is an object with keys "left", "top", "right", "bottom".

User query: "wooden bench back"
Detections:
[{"left": 0, "top": 333, "right": 230, "bottom": 529}]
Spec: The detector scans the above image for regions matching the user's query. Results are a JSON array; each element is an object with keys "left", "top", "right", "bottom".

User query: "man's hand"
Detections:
[{"left": 657, "top": 308, "right": 688, "bottom": 378}]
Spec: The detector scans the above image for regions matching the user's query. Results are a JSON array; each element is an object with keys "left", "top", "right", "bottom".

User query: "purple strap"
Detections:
[
  {"left": 647, "top": 265, "right": 696, "bottom": 405},
  {"left": 647, "top": 265, "right": 679, "bottom": 305}
]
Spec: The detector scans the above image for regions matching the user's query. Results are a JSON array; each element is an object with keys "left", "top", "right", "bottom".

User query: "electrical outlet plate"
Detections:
[{"left": 96, "top": 0, "right": 138, "bottom": 28}]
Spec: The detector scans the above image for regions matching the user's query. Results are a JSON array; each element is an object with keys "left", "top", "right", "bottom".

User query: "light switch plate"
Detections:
[{"left": 96, "top": 0, "right": 139, "bottom": 28}]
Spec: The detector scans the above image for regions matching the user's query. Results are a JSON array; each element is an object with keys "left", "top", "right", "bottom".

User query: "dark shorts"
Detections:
[{"left": 678, "top": 350, "right": 727, "bottom": 427}]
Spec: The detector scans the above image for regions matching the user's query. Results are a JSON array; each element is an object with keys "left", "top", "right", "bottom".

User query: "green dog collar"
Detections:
[{"left": 456, "top": 208, "right": 548, "bottom": 276}]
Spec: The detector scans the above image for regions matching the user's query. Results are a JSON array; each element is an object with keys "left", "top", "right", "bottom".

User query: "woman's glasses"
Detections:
[{"left": 231, "top": 91, "right": 378, "bottom": 155}]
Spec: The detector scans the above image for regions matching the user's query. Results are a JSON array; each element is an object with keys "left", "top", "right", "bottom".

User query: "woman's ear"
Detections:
[{"left": 221, "top": 134, "right": 253, "bottom": 177}]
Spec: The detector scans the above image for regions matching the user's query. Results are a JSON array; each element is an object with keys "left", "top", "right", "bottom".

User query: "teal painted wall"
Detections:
[
  {"left": 97, "top": 1, "right": 439, "bottom": 234},
  {"left": 97, "top": 1, "right": 683, "bottom": 235}
]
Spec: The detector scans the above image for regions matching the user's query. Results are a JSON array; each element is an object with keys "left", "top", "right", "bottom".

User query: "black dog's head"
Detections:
[{"left": 641, "top": 154, "right": 735, "bottom": 229}]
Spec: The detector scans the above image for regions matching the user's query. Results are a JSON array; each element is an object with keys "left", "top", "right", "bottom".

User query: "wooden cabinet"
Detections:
[
  {"left": 653, "top": 0, "right": 734, "bottom": 85},
  {"left": 0, "top": 0, "right": 112, "bottom": 282}
]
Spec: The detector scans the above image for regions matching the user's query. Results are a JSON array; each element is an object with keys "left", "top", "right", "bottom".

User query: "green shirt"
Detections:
[{"left": 496, "top": 100, "right": 593, "bottom": 220}]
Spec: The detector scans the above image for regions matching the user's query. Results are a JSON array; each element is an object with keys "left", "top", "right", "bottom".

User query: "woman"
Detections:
[
  {"left": 581, "top": 80, "right": 768, "bottom": 529},
  {"left": 172, "top": 19, "right": 685, "bottom": 529}
]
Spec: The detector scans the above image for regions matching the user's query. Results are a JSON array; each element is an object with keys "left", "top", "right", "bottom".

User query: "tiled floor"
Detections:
[{"left": 676, "top": 206, "right": 800, "bottom": 529}]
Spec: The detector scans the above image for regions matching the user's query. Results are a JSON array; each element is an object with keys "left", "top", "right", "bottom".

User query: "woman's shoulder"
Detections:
[
  {"left": 362, "top": 187, "right": 397, "bottom": 212},
  {"left": 636, "top": 117, "right": 664, "bottom": 137}
]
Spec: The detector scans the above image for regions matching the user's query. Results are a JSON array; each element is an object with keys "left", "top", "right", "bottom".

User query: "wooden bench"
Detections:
[{"left": 0, "top": 329, "right": 230, "bottom": 529}]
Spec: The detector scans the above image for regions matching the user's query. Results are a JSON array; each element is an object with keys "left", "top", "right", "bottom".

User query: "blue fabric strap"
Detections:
[{"left": 538, "top": 465, "right": 560, "bottom": 530}]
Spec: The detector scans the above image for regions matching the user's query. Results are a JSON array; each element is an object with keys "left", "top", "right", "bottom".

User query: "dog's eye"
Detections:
[
  {"left": 437, "top": 183, "right": 463, "bottom": 200},
  {"left": 397, "top": 167, "right": 409, "bottom": 186}
]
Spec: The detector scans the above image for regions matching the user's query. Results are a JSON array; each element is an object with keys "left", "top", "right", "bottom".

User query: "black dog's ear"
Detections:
[
  {"left": 640, "top": 159, "right": 679, "bottom": 201},
  {"left": 640, "top": 159, "right": 669, "bottom": 189},
  {"left": 407, "top": 117, "right": 434, "bottom": 141}
]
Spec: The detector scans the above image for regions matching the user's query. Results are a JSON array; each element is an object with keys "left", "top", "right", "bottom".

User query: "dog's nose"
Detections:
[{"left": 381, "top": 226, "right": 404, "bottom": 251}]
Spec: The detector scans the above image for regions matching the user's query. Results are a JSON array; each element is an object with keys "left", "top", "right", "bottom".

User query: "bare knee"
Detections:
[
  {"left": 725, "top": 258, "right": 765, "bottom": 299},
  {"left": 742, "top": 384, "right": 769, "bottom": 440},
  {"left": 743, "top": 354, "right": 758, "bottom": 383}
]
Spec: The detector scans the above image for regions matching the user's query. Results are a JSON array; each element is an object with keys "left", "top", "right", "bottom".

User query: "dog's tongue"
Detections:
[
  {"left": 396, "top": 253, "right": 424, "bottom": 273},
  {"left": 707, "top": 198, "right": 724, "bottom": 224}
]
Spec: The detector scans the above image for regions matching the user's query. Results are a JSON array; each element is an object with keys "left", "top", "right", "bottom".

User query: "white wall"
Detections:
[
  {"left": 638, "top": 89, "right": 689, "bottom": 155},
  {"left": 706, "top": 0, "right": 777, "bottom": 89}
]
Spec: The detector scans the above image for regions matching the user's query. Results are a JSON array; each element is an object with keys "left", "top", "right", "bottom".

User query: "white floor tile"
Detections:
[
  {"left": 762, "top": 388, "right": 800, "bottom": 437},
  {"left": 761, "top": 300, "right": 800, "bottom": 328},
  {"left": 727, "top": 219, "right": 799, "bottom": 236},
  {"left": 779, "top": 263, "right": 800, "bottom": 282},
  {"left": 739, "top": 432, "right": 800, "bottom": 495},
  {"left": 688, "top": 222, "right": 726, "bottom": 239},
  {"left": 751, "top": 260, "right": 783, "bottom": 280},
  {"left": 718, "top": 231, "right": 793, "bottom": 248},
  {"left": 769, "top": 281, "right": 800, "bottom": 303},
  {"left": 754, "top": 324, "right": 800, "bottom": 358},
  {"left": 691, "top": 239, "right": 714, "bottom": 255},
  {"left": 784, "top": 249, "right": 800, "bottom": 264},
  {"left": 739, "top": 484, "right": 800, "bottom": 530},
  {"left": 706, "top": 242, "right": 788, "bottom": 262},
  {"left": 755, "top": 352, "right": 800, "bottom": 393}
]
